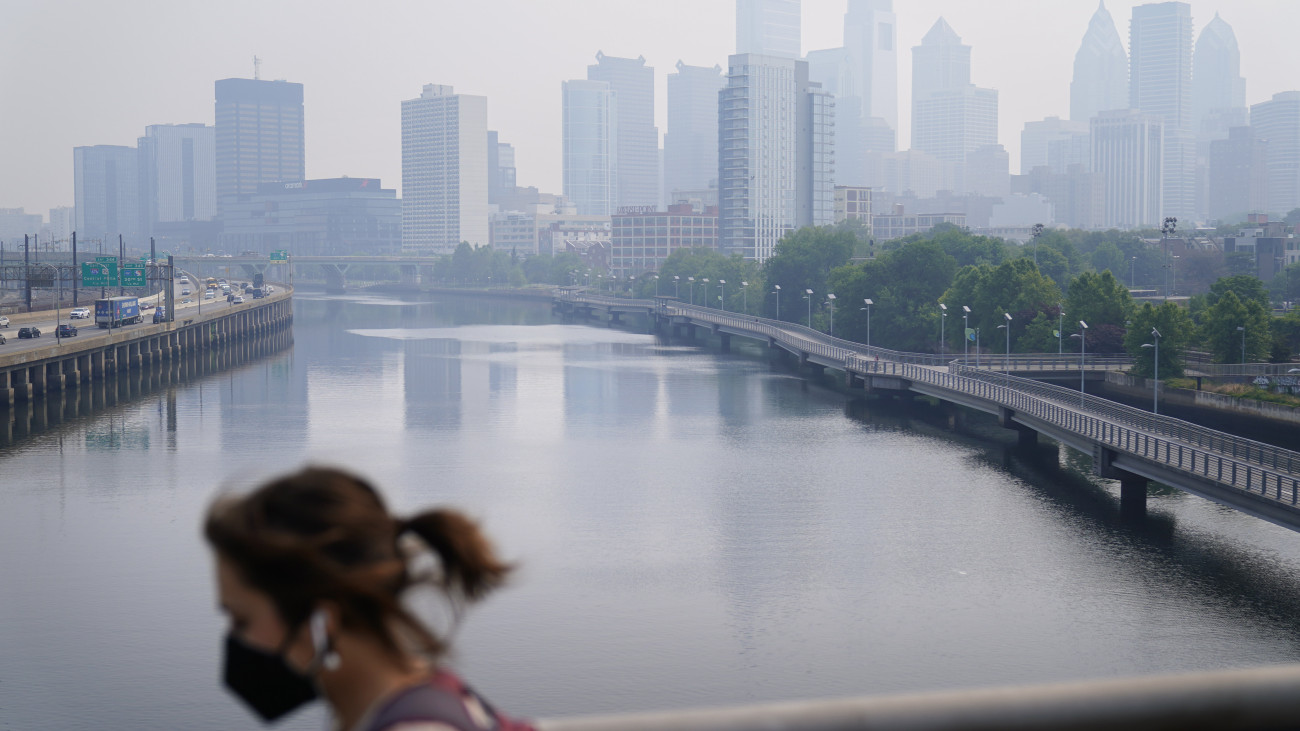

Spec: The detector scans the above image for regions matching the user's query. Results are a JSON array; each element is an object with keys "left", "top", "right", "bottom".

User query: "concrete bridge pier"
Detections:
[
  {"left": 798, "top": 351, "right": 825, "bottom": 375},
  {"left": 609, "top": 312, "right": 623, "bottom": 326},
  {"left": 239, "top": 261, "right": 271, "bottom": 281},
  {"left": 719, "top": 333, "right": 730, "bottom": 353},
  {"left": 1120, "top": 475, "right": 1148, "bottom": 518},
  {"left": 322, "top": 263, "right": 350, "bottom": 293},
  {"left": 399, "top": 264, "right": 419, "bottom": 286}
]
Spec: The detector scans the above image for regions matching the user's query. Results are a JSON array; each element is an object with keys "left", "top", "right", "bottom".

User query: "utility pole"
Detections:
[
  {"left": 118, "top": 234, "right": 125, "bottom": 297},
  {"left": 72, "top": 231, "right": 78, "bottom": 307},
  {"left": 23, "top": 234, "right": 31, "bottom": 312}
]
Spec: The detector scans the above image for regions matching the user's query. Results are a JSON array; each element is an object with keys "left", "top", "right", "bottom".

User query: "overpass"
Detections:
[
  {"left": 555, "top": 291, "right": 1300, "bottom": 533},
  {"left": 173, "top": 255, "right": 443, "bottom": 291}
]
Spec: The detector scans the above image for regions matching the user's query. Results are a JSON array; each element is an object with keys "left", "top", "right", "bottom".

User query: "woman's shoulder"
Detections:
[{"left": 365, "top": 671, "right": 535, "bottom": 731}]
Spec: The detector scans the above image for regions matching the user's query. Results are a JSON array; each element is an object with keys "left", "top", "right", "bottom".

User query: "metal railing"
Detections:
[
  {"left": 1187, "top": 362, "right": 1300, "bottom": 377},
  {"left": 539, "top": 663, "right": 1300, "bottom": 731}
]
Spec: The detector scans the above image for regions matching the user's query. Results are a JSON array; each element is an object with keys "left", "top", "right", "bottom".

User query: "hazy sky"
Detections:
[{"left": 3, "top": 0, "right": 1299, "bottom": 219}]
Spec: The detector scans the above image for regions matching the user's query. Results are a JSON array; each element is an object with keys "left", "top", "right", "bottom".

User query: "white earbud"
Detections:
[{"left": 310, "top": 609, "right": 342, "bottom": 671}]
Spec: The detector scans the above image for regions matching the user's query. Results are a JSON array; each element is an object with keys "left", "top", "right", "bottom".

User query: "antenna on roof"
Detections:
[{"left": 253, "top": 55, "right": 261, "bottom": 80}]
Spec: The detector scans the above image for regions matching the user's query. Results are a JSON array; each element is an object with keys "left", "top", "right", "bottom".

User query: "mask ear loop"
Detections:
[{"left": 309, "top": 609, "right": 342, "bottom": 672}]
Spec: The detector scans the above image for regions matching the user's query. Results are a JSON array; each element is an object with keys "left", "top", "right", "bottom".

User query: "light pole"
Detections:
[
  {"left": 1130, "top": 256, "right": 1137, "bottom": 290},
  {"left": 1071, "top": 320, "right": 1089, "bottom": 406},
  {"left": 827, "top": 293, "right": 836, "bottom": 335},
  {"left": 939, "top": 303, "right": 948, "bottom": 356},
  {"left": 773, "top": 284, "right": 781, "bottom": 320},
  {"left": 702, "top": 278, "right": 710, "bottom": 308},
  {"left": 862, "top": 298, "right": 873, "bottom": 351},
  {"left": 688, "top": 276, "right": 695, "bottom": 304},
  {"left": 1237, "top": 325, "right": 1246, "bottom": 364},
  {"left": 718, "top": 279, "right": 726, "bottom": 312},
  {"left": 1161, "top": 217, "right": 1177, "bottom": 301},
  {"left": 1171, "top": 255, "right": 1180, "bottom": 296},
  {"left": 1031, "top": 223, "right": 1044, "bottom": 268},
  {"left": 741, "top": 281, "right": 748, "bottom": 314},
  {"left": 976, "top": 328, "right": 981, "bottom": 369},
  {"left": 805, "top": 288, "right": 814, "bottom": 328},
  {"left": 1058, "top": 306, "right": 1065, "bottom": 354},
  {"left": 998, "top": 312, "right": 1012, "bottom": 375},
  {"left": 962, "top": 305, "right": 970, "bottom": 362},
  {"left": 1142, "top": 327, "right": 1162, "bottom": 414},
  {"left": 673, "top": 275, "right": 680, "bottom": 298},
  {"left": 653, "top": 274, "right": 660, "bottom": 297}
]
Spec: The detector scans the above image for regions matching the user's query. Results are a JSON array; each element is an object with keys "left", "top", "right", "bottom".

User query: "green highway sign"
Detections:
[
  {"left": 269, "top": 250, "right": 288, "bottom": 261},
  {"left": 120, "top": 266, "right": 146, "bottom": 287},
  {"left": 95, "top": 255, "right": 118, "bottom": 265},
  {"left": 82, "top": 262, "right": 117, "bottom": 287}
]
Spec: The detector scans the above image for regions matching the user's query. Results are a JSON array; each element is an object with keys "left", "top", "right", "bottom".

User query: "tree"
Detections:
[
  {"left": 1030, "top": 246, "right": 1070, "bottom": 289},
  {"left": 1018, "top": 312, "right": 1061, "bottom": 353},
  {"left": 762, "top": 226, "right": 857, "bottom": 320},
  {"left": 1064, "top": 270, "right": 1133, "bottom": 332},
  {"left": 1123, "top": 302, "right": 1196, "bottom": 378},
  {"left": 1201, "top": 290, "right": 1271, "bottom": 363},
  {"left": 1207, "top": 274, "right": 1271, "bottom": 309},
  {"left": 1090, "top": 241, "right": 1126, "bottom": 277},
  {"left": 829, "top": 239, "right": 958, "bottom": 350},
  {"left": 940, "top": 258, "right": 1061, "bottom": 353}
]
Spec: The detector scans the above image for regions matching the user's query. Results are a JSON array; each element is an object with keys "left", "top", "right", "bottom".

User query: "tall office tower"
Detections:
[
  {"left": 1021, "top": 117, "right": 1091, "bottom": 175},
  {"left": 214, "top": 78, "right": 304, "bottom": 203},
  {"left": 401, "top": 84, "right": 489, "bottom": 253},
  {"left": 587, "top": 53, "right": 659, "bottom": 210},
  {"left": 48, "top": 206, "right": 75, "bottom": 242},
  {"left": 1250, "top": 92, "right": 1300, "bottom": 216},
  {"left": 73, "top": 145, "right": 140, "bottom": 242},
  {"left": 562, "top": 80, "right": 618, "bottom": 216},
  {"left": 1208, "top": 127, "right": 1267, "bottom": 222},
  {"left": 1092, "top": 110, "right": 1164, "bottom": 229},
  {"left": 911, "top": 18, "right": 998, "bottom": 188},
  {"left": 1070, "top": 1, "right": 1128, "bottom": 124},
  {"left": 719, "top": 54, "right": 833, "bottom": 262},
  {"left": 844, "top": 0, "right": 897, "bottom": 135},
  {"left": 487, "top": 131, "right": 517, "bottom": 205},
  {"left": 1193, "top": 13, "right": 1246, "bottom": 141},
  {"left": 1129, "top": 2, "right": 1194, "bottom": 220},
  {"left": 965, "top": 144, "right": 1010, "bottom": 198},
  {"left": 664, "top": 62, "right": 724, "bottom": 199},
  {"left": 736, "top": 0, "right": 801, "bottom": 58},
  {"left": 137, "top": 123, "right": 216, "bottom": 236}
]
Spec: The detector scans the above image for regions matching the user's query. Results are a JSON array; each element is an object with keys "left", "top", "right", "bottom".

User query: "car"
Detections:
[
  {"left": 17, "top": 326, "right": 41, "bottom": 339},
  {"left": 140, "top": 302, "right": 154, "bottom": 310},
  {"left": 153, "top": 307, "right": 167, "bottom": 324},
  {"left": 69, "top": 307, "right": 90, "bottom": 319},
  {"left": 55, "top": 324, "right": 77, "bottom": 337},
  {"left": 252, "top": 289, "right": 265, "bottom": 299},
  {"left": 204, "top": 290, "right": 215, "bottom": 299},
  {"left": 232, "top": 296, "right": 245, "bottom": 304},
  {"left": 244, "top": 286, "right": 255, "bottom": 294},
  {"left": 0, "top": 333, "right": 6, "bottom": 344},
  {"left": 0, "top": 315, "right": 8, "bottom": 328},
  {"left": 181, "top": 288, "right": 191, "bottom": 296},
  {"left": 181, "top": 298, "right": 192, "bottom": 304}
]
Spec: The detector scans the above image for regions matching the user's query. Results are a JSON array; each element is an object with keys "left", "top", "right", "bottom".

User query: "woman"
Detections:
[{"left": 206, "top": 466, "right": 534, "bottom": 730}]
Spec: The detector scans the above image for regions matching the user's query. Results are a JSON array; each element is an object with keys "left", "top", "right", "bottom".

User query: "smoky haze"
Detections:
[{"left": 2, "top": 0, "right": 1298, "bottom": 216}]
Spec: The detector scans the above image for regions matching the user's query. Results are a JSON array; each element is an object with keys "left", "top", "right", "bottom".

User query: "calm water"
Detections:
[{"left": 4, "top": 292, "right": 1300, "bottom": 730}]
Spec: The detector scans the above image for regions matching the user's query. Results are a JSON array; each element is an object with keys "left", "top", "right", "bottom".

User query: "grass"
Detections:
[{"left": 1143, "top": 375, "right": 1300, "bottom": 408}]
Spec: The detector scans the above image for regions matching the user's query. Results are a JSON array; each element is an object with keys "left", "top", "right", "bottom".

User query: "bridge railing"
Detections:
[
  {"left": 948, "top": 354, "right": 1133, "bottom": 371},
  {"left": 1187, "top": 363, "right": 1300, "bottom": 377}
]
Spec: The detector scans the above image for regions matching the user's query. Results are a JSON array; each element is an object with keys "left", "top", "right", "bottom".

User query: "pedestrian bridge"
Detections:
[{"left": 555, "top": 291, "right": 1300, "bottom": 533}]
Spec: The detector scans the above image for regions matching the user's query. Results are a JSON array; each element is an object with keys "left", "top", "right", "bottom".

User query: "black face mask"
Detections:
[{"left": 223, "top": 632, "right": 318, "bottom": 722}]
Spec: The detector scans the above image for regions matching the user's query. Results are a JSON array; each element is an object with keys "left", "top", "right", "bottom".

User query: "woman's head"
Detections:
[{"left": 206, "top": 466, "right": 511, "bottom": 662}]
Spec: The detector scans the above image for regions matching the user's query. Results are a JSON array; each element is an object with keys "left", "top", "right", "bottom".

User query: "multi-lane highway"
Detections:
[{"left": 0, "top": 272, "right": 253, "bottom": 356}]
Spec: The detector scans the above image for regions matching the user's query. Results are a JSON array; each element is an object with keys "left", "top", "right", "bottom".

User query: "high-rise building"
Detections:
[
  {"left": 401, "top": 84, "right": 489, "bottom": 253},
  {"left": 1208, "top": 127, "right": 1267, "bottom": 222},
  {"left": 664, "top": 62, "right": 723, "bottom": 203},
  {"left": 910, "top": 18, "right": 998, "bottom": 192},
  {"left": 487, "top": 131, "right": 517, "bottom": 205},
  {"left": 1070, "top": 1, "right": 1128, "bottom": 124},
  {"left": 965, "top": 144, "right": 1009, "bottom": 198},
  {"left": 587, "top": 53, "right": 659, "bottom": 210},
  {"left": 47, "top": 206, "right": 75, "bottom": 243},
  {"left": 562, "top": 80, "right": 618, "bottom": 216},
  {"left": 1129, "top": 2, "right": 1194, "bottom": 220},
  {"left": 73, "top": 145, "right": 140, "bottom": 242},
  {"left": 219, "top": 178, "right": 401, "bottom": 256},
  {"left": 1020, "top": 117, "right": 1090, "bottom": 175},
  {"left": 1250, "top": 92, "right": 1300, "bottom": 216},
  {"left": 844, "top": 0, "right": 897, "bottom": 135},
  {"left": 1092, "top": 109, "right": 1163, "bottom": 229},
  {"left": 719, "top": 54, "right": 833, "bottom": 262},
  {"left": 736, "top": 0, "right": 801, "bottom": 59},
  {"left": 214, "top": 78, "right": 304, "bottom": 203},
  {"left": 1193, "top": 13, "right": 1246, "bottom": 141},
  {"left": 137, "top": 123, "right": 216, "bottom": 236}
]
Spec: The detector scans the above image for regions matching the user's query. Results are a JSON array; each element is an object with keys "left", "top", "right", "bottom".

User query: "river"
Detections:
[{"left": 3, "top": 291, "right": 1300, "bottom": 730}]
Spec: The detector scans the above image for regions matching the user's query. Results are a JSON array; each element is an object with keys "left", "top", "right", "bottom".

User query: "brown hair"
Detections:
[{"left": 205, "top": 466, "right": 511, "bottom": 659}]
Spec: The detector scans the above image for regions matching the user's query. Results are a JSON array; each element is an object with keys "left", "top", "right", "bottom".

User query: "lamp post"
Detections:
[
  {"left": 718, "top": 279, "right": 726, "bottom": 312},
  {"left": 1058, "top": 306, "right": 1065, "bottom": 354},
  {"left": 653, "top": 274, "right": 659, "bottom": 297},
  {"left": 1141, "top": 327, "right": 1162, "bottom": 414},
  {"left": 1171, "top": 255, "right": 1180, "bottom": 296},
  {"left": 688, "top": 276, "right": 695, "bottom": 304},
  {"left": 773, "top": 284, "right": 781, "bottom": 320},
  {"left": 827, "top": 293, "right": 836, "bottom": 335},
  {"left": 998, "top": 312, "right": 1012, "bottom": 375},
  {"left": 976, "top": 328, "right": 981, "bottom": 369},
  {"left": 1237, "top": 325, "right": 1246, "bottom": 364},
  {"left": 962, "top": 305, "right": 970, "bottom": 362},
  {"left": 1161, "top": 217, "right": 1177, "bottom": 301},
  {"left": 1130, "top": 256, "right": 1137, "bottom": 290},
  {"left": 1031, "top": 223, "right": 1044, "bottom": 268},
  {"left": 939, "top": 303, "right": 948, "bottom": 356},
  {"left": 804, "top": 288, "right": 814, "bottom": 328},
  {"left": 1071, "top": 320, "right": 1089, "bottom": 406},
  {"left": 673, "top": 275, "right": 680, "bottom": 298},
  {"left": 741, "top": 281, "right": 748, "bottom": 314},
  {"left": 701, "top": 278, "right": 710, "bottom": 308},
  {"left": 862, "top": 298, "right": 873, "bottom": 351}
]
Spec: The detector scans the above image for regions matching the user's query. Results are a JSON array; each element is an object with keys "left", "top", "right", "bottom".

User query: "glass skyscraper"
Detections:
[
  {"left": 736, "top": 0, "right": 801, "bottom": 59},
  {"left": 562, "top": 80, "right": 618, "bottom": 217},
  {"left": 214, "top": 78, "right": 304, "bottom": 204}
]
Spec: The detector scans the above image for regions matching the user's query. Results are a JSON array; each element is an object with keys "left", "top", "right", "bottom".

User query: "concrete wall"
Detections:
[{"left": 1105, "top": 371, "right": 1300, "bottom": 427}]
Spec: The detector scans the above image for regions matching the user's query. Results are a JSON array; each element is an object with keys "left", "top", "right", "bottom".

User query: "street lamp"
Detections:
[
  {"left": 827, "top": 293, "right": 836, "bottom": 335},
  {"left": 741, "top": 281, "right": 748, "bottom": 314},
  {"left": 772, "top": 284, "right": 781, "bottom": 320},
  {"left": 804, "top": 288, "right": 814, "bottom": 328},
  {"left": 1141, "top": 327, "right": 1162, "bottom": 414},
  {"left": 939, "top": 303, "right": 948, "bottom": 356},
  {"left": 1070, "top": 320, "right": 1089, "bottom": 406},
  {"left": 962, "top": 305, "right": 970, "bottom": 362},
  {"left": 673, "top": 275, "right": 680, "bottom": 298},
  {"left": 701, "top": 278, "right": 710, "bottom": 308},
  {"left": 653, "top": 274, "right": 660, "bottom": 297},
  {"left": 862, "top": 298, "right": 873, "bottom": 351},
  {"left": 688, "top": 276, "right": 695, "bottom": 304},
  {"left": 1031, "top": 223, "right": 1044, "bottom": 268},
  {"left": 1057, "top": 306, "right": 1065, "bottom": 354},
  {"left": 1130, "top": 256, "right": 1137, "bottom": 290},
  {"left": 1161, "top": 216, "right": 1177, "bottom": 301},
  {"left": 998, "top": 312, "right": 1012, "bottom": 375},
  {"left": 718, "top": 279, "right": 726, "bottom": 312},
  {"left": 1237, "top": 325, "right": 1246, "bottom": 364}
]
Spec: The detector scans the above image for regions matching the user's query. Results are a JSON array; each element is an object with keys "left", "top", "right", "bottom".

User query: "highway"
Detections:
[{"left": 0, "top": 272, "right": 260, "bottom": 356}]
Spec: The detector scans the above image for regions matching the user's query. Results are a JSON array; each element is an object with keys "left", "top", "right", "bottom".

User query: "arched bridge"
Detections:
[{"left": 555, "top": 291, "right": 1300, "bottom": 533}]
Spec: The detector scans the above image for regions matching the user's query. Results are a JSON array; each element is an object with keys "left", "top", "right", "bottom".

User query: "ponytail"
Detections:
[{"left": 401, "top": 509, "right": 512, "bottom": 602}]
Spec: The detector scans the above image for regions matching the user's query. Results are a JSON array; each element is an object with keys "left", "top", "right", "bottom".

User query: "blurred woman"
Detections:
[{"left": 205, "top": 466, "right": 533, "bottom": 730}]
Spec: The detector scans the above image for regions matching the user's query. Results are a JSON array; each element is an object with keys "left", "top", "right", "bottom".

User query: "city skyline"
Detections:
[{"left": 3, "top": 0, "right": 1299, "bottom": 218}]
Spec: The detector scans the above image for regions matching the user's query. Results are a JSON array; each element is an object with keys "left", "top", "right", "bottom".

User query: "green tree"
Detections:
[
  {"left": 1030, "top": 246, "right": 1070, "bottom": 288},
  {"left": 1208, "top": 274, "right": 1271, "bottom": 309},
  {"left": 1201, "top": 290, "right": 1271, "bottom": 363},
  {"left": 762, "top": 226, "right": 857, "bottom": 320},
  {"left": 1090, "top": 241, "right": 1127, "bottom": 277},
  {"left": 1123, "top": 302, "right": 1196, "bottom": 378},
  {"left": 1064, "top": 270, "right": 1133, "bottom": 331},
  {"left": 829, "top": 239, "right": 958, "bottom": 350},
  {"left": 940, "top": 258, "right": 1061, "bottom": 353},
  {"left": 1018, "top": 312, "right": 1062, "bottom": 353}
]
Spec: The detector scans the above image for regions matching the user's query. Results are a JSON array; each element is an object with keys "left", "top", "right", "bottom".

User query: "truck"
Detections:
[{"left": 95, "top": 296, "right": 142, "bottom": 329}]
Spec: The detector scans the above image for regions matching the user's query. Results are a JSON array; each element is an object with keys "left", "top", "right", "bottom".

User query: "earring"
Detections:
[{"left": 323, "top": 650, "right": 342, "bottom": 671}]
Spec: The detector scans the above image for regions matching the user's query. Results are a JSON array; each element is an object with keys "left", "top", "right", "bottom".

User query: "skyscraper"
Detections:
[
  {"left": 1070, "top": 1, "right": 1128, "bottom": 124},
  {"left": 1021, "top": 117, "right": 1090, "bottom": 175},
  {"left": 401, "top": 84, "right": 489, "bottom": 253},
  {"left": 73, "top": 145, "right": 140, "bottom": 242},
  {"left": 588, "top": 53, "right": 659, "bottom": 210},
  {"left": 487, "top": 131, "right": 517, "bottom": 205},
  {"left": 664, "top": 62, "right": 724, "bottom": 201},
  {"left": 214, "top": 78, "right": 304, "bottom": 203},
  {"left": 736, "top": 0, "right": 801, "bottom": 59},
  {"left": 1192, "top": 13, "right": 1247, "bottom": 140},
  {"left": 1250, "top": 92, "right": 1300, "bottom": 216},
  {"left": 562, "top": 80, "right": 618, "bottom": 216},
  {"left": 1208, "top": 127, "right": 1267, "bottom": 222},
  {"left": 844, "top": 0, "right": 897, "bottom": 136},
  {"left": 910, "top": 18, "right": 998, "bottom": 190},
  {"left": 1092, "top": 109, "right": 1164, "bottom": 229},
  {"left": 719, "top": 53, "right": 833, "bottom": 262},
  {"left": 137, "top": 123, "right": 216, "bottom": 236},
  {"left": 1129, "top": 2, "right": 1194, "bottom": 221}
]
